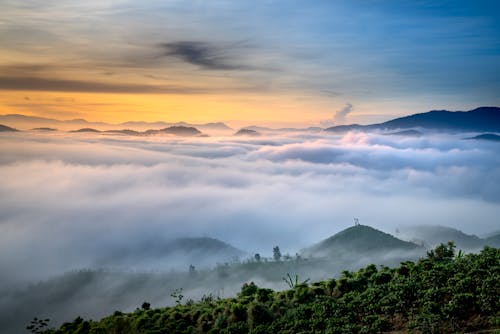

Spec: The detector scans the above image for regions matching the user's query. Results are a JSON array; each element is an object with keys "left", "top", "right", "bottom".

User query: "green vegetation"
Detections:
[
  {"left": 303, "top": 225, "right": 422, "bottom": 259},
  {"left": 36, "top": 243, "right": 499, "bottom": 334}
]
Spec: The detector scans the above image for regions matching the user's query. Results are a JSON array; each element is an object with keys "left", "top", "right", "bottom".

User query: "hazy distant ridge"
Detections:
[{"left": 326, "top": 106, "right": 500, "bottom": 133}]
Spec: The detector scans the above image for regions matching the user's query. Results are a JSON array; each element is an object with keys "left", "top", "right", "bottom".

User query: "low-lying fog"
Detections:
[{"left": 1, "top": 129, "right": 499, "bottom": 332}]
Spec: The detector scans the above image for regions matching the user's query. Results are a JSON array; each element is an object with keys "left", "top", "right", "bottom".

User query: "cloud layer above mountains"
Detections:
[{"left": 1, "top": 131, "right": 499, "bottom": 284}]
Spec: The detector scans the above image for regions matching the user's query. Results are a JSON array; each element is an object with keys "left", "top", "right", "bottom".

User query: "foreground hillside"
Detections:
[{"left": 36, "top": 244, "right": 499, "bottom": 334}]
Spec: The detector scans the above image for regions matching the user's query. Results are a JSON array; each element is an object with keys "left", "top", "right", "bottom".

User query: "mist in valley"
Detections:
[{"left": 1, "top": 129, "right": 499, "bottom": 333}]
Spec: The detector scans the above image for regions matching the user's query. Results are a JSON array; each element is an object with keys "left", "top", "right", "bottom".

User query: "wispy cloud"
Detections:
[
  {"left": 0, "top": 76, "right": 207, "bottom": 94},
  {"left": 159, "top": 41, "right": 251, "bottom": 71},
  {"left": 321, "top": 103, "right": 353, "bottom": 127}
]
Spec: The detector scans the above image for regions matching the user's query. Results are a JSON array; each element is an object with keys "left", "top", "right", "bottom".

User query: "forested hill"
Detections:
[
  {"left": 302, "top": 224, "right": 421, "bottom": 258},
  {"left": 33, "top": 244, "right": 499, "bottom": 334}
]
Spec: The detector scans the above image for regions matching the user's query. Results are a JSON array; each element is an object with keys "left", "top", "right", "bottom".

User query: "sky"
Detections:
[{"left": 0, "top": 0, "right": 499, "bottom": 127}]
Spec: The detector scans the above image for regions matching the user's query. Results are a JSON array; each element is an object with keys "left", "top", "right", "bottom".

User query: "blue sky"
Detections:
[{"left": 0, "top": 0, "right": 499, "bottom": 125}]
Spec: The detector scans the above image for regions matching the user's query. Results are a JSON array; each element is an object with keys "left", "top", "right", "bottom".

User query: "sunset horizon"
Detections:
[{"left": 1, "top": 1, "right": 499, "bottom": 333}]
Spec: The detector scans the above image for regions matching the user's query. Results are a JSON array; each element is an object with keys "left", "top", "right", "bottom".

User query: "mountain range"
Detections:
[
  {"left": 396, "top": 225, "right": 500, "bottom": 250},
  {"left": 325, "top": 106, "right": 500, "bottom": 133},
  {"left": 1, "top": 106, "right": 499, "bottom": 135},
  {"left": 0, "top": 114, "right": 233, "bottom": 134}
]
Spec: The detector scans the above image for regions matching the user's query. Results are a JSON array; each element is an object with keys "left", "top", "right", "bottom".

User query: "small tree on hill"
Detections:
[{"left": 273, "top": 246, "right": 281, "bottom": 261}]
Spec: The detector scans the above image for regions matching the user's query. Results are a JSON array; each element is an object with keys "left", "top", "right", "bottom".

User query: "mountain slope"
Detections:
[
  {"left": 0, "top": 124, "right": 18, "bottom": 132},
  {"left": 303, "top": 225, "right": 421, "bottom": 258},
  {"left": 325, "top": 106, "right": 500, "bottom": 133},
  {"left": 145, "top": 126, "right": 203, "bottom": 136},
  {"left": 234, "top": 128, "right": 260, "bottom": 136},
  {"left": 96, "top": 236, "right": 245, "bottom": 270},
  {"left": 397, "top": 225, "right": 485, "bottom": 250},
  {"left": 70, "top": 128, "right": 101, "bottom": 133},
  {"left": 484, "top": 233, "right": 500, "bottom": 248}
]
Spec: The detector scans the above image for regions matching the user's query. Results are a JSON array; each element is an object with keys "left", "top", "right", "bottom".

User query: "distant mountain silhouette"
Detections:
[
  {"left": 70, "top": 128, "right": 101, "bottom": 133},
  {"left": 32, "top": 127, "right": 57, "bottom": 131},
  {"left": 104, "top": 129, "right": 141, "bottom": 136},
  {"left": 123, "top": 121, "right": 232, "bottom": 132},
  {"left": 165, "top": 237, "right": 245, "bottom": 257},
  {"left": 325, "top": 107, "right": 500, "bottom": 133},
  {"left": 234, "top": 128, "right": 260, "bottom": 136},
  {"left": 397, "top": 225, "right": 486, "bottom": 250},
  {"left": 0, "top": 114, "right": 232, "bottom": 133},
  {"left": 302, "top": 225, "right": 421, "bottom": 258},
  {"left": 0, "top": 124, "right": 18, "bottom": 132},
  {"left": 465, "top": 133, "right": 500, "bottom": 142},
  {"left": 145, "top": 126, "right": 203, "bottom": 136},
  {"left": 97, "top": 237, "right": 245, "bottom": 270}
]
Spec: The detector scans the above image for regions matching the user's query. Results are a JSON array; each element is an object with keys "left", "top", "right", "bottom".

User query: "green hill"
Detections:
[
  {"left": 38, "top": 245, "right": 500, "bottom": 334},
  {"left": 303, "top": 225, "right": 421, "bottom": 258}
]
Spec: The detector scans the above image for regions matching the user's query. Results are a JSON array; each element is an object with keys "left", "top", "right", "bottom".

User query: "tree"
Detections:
[
  {"left": 273, "top": 246, "right": 281, "bottom": 261},
  {"left": 254, "top": 253, "right": 261, "bottom": 262},
  {"left": 26, "top": 317, "right": 51, "bottom": 334}
]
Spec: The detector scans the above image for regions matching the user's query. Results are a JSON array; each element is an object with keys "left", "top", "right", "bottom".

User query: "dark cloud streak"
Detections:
[
  {"left": 160, "top": 41, "right": 250, "bottom": 71},
  {"left": 0, "top": 76, "right": 207, "bottom": 94}
]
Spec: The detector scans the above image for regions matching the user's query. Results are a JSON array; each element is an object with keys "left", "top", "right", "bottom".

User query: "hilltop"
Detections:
[
  {"left": 234, "top": 128, "right": 260, "bottom": 136},
  {"left": 95, "top": 236, "right": 245, "bottom": 270},
  {"left": 32, "top": 127, "right": 57, "bottom": 131},
  {"left": 145, "top": 126, "right": 203, "bottom": 137},
  {"left": 70, "top": 128, "right": 101, "bottom": 133},
  {"left": 303, "top": 224, "right": 422, "bottom": 259}
]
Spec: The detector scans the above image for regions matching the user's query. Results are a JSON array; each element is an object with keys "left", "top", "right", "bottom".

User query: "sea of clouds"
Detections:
[{"left": 1, "top": 130, "right": 499, "bottom": 285}]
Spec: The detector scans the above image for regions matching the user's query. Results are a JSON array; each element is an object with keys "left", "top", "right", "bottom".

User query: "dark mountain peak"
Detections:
[
  {"left": 104, "top": 129, "right": 140, "bottom": 136},
  {"left": 0, "top": 124, "right": 19, "bottom": 132},
  {"left": 32, "top": 127, "right": 57, "bottom": 131},
  {"left": 143, "top": 126, "right": 203, "bottom": 136},
  {"left": 234, "top": 128, "right": 260, "bottom": 136},
  {"left": 469, "top": 106, "right": 500, "bottom": 113},
  {"left": 325, "top": 107, "right": 500, "bottom": 133},
  {"left": 70, "top": 128, "right": 101, "bottom": 133},
  {"left": 161, "top": 126, "right": 202, "bottom": 136}
]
